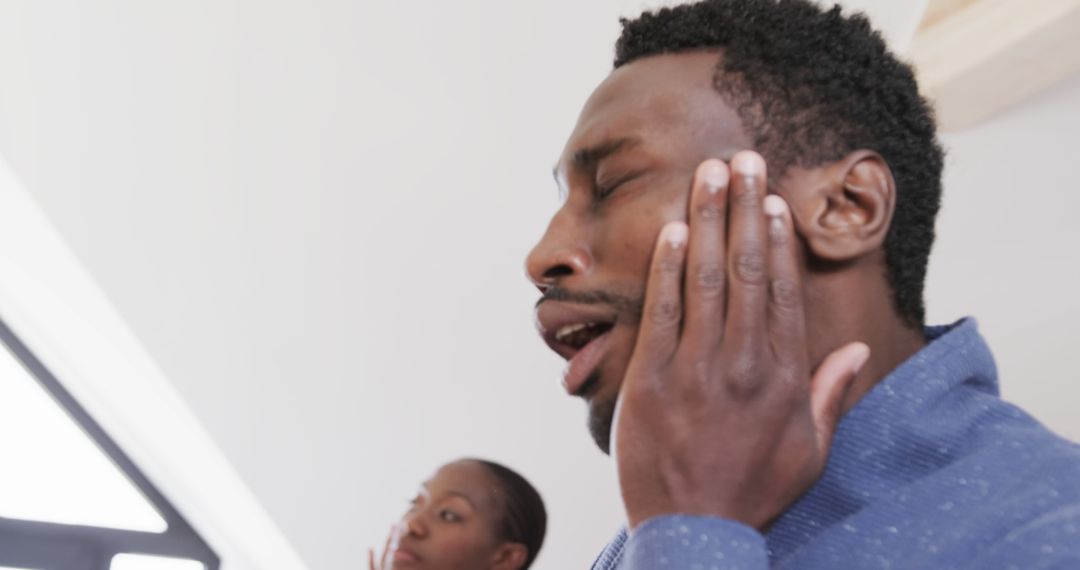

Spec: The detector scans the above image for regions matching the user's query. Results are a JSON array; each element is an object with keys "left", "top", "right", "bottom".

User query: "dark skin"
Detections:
[
  {"left": 368, "top": 460, "right": 527, "bottom": 570},
  {"left": 527, "top": 51, "right": 926, "bottom": 529}
]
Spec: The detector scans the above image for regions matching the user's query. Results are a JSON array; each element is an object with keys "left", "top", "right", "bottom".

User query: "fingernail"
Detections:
[
  {"left": 732, "top": 151, "right": 765, "bottom": 176},
  {"left": 664, "top": 222, "right": 688, "bottom": 249},
  {"left": 763, "top": 194, "right": 787, "bottom": 217},
  {"left": 702, "top": 160, "right": 728, "bottom": 191},
  {"left": 852, "top": 343, "right": 871, "bottom": 376}
]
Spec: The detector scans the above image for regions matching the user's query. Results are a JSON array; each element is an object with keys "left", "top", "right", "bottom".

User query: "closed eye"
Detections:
[{"left": 595, "top": 170, "right": 645, "bottom": 201}]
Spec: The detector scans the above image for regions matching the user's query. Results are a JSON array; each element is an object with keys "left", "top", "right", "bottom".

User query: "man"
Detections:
[{"left": 526, "top": 1, "right": 1080, "bottom": 568}]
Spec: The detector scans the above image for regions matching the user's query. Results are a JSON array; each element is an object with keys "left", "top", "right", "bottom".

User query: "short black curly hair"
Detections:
[{"left": 615, "top": 0, "right": 944, "bottom": 325}]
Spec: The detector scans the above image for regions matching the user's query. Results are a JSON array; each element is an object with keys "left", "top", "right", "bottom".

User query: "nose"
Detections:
[
  {"left": 402, "top": 512, "right": 428, "bottom": 539},
  {"left": 525, "top": 212, "right": 592, "bottom": 291}
]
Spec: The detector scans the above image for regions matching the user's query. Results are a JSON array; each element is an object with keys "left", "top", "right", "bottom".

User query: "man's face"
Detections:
[{"left": 527, "top": 52, "right": 752, "bottom": 452}]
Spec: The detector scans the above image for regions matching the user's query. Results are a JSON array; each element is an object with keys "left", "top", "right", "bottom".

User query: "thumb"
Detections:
[{"left": 809, "top": 342, "right": 870, "bottom": 451}]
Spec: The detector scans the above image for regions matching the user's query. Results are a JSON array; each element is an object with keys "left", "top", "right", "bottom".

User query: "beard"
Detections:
[{"left": 587, "top": 380, "right": 619, "bottom": 454}]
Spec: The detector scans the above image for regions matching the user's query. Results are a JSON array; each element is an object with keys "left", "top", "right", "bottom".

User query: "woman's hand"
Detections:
[{"left": 368, "top": 525, "right": 395, "bottom": 570}]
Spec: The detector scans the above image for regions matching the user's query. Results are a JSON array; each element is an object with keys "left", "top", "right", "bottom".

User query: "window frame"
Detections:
[{"left": 0, "top": 317, "right": 219, "bottom": 570}]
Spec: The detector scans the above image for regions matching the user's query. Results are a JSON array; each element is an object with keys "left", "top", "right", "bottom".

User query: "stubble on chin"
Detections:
[{"left": 588, "top": 391, "right": 619, "bottom": 455}]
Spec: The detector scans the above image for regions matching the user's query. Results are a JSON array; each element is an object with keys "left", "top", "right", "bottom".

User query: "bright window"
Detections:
[
  {"left": 111, "top": 554, "right": 205, "bottom": 570},
  {"left": 0, "top": 344, "right": 166, "bottom": 532},
  {"left": 0, "top": 319, "right": 217, "bottom": 569}
]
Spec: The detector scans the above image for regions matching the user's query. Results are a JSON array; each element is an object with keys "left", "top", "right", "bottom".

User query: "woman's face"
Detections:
[{"left": 390, "top": 460, "right": 522, "bottom": 570}]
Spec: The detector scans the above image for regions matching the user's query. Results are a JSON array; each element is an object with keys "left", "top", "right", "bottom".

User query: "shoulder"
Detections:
[{"left": 912, "top": 417, "right": 1080, "bottom": 567}]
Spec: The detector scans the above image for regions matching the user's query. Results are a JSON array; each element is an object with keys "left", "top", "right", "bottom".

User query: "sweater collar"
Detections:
[{"left": 767, "top": 318, "right": 998, "bottom": 557}]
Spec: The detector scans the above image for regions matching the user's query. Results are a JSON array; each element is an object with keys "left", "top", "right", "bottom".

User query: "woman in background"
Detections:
[{"left": 369, "top": 458, "right": 547, "bottom": 570}]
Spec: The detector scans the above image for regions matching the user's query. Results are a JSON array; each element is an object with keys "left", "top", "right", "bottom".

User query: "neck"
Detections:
[{"left": 804, "top": 259, "right": 927, "bottom": 414}]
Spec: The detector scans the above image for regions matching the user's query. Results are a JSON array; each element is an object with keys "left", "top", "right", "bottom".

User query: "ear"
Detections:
[
  {"left": 788, "top": 150, "right": 896, "bottom": 262},
  {"left": 489, "top": 542, "right": 528, "bottom": 570}
]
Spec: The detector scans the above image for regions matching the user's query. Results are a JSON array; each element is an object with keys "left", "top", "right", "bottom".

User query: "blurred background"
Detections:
[{"left": 0, "top": 0, "right": 1077, "bottom": 568}]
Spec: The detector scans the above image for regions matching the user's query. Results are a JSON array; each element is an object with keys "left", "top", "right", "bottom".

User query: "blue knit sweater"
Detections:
[{"left": 591, "top": 319, "right": 1080, "bottom": 569}]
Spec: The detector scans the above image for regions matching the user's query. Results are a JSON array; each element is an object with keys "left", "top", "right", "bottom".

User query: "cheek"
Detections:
[
  {"left": 594, "top": 185, "right": 689, "bottom": 279},
  {"left": 424, "top": 526, "right": 499, "bottom": 569}
]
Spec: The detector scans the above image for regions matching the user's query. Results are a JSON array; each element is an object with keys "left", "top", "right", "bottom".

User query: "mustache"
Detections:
[{"left": 535, "top": 286, "right": 643, "bottom": 320}]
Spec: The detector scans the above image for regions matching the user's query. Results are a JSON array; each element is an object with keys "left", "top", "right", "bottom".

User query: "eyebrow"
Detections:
[
  {"left": 572, "top": 137, "right": 640, "bottom": 168},
  {"left": 446, "top": 490, "right": 478, "bottom": 508},
  {"left": 420, "top": 483, "right": 478, "bottom": 509},
  {"left": 552, "top": 136, "right": 642, "bottom": 181}
]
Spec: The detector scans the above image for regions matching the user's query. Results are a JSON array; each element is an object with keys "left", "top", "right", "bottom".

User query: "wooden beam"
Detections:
[
  {"left": 918, "top": 0, "right": 979, "bottom": 31},
  {"left": 910, "top": 0, "right": 1080, "bottom": 130}
]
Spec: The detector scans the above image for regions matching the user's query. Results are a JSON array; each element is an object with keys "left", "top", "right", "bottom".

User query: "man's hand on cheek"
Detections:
[{"left": 611, "top": 151, "right": 871, "bottom": 531}]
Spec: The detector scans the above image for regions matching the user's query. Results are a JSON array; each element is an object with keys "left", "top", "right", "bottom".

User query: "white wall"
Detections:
[
  {"left": 0, "top": 2, "right": 1076, "bottom": 569},
  {"left": 928, "top": 71, "right": 1080, "bottom": 441}
]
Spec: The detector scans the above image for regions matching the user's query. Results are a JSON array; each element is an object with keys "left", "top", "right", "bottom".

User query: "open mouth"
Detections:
[
  {"left": 553, "top": 322, "right": 614, "bottom": 353},
  {"left": 555, "top": 322, "right": 613, "bottom": 397},
  {"left": 535, "top": 300, "right": 619, "bottom": 396}
]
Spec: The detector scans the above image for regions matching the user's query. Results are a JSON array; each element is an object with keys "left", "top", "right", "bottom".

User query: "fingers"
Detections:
[
  {"left": 631, "top": 221, "right": 689, "bottom": 370},
  {"left": 682, "top": 159, "right": 730, "bottom": 355},
  {"left": 763, "top": 195, "right": 807, "bottom": 368},
  {"left": 809, "top": 342, "right": 870, "bottom": 450},
  {"left": 379, "top": 526, "right": 395, "bottom": 569},
  {"left": 724, "top": 151, "right": 769, "bottom": 351},
  {"left": 369, "top": 549, "right": 377, "bottom": 570}
]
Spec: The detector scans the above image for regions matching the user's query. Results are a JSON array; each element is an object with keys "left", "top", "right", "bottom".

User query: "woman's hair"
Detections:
[{"left": 469, "top": 458, "right": 547, "bottom": 569}]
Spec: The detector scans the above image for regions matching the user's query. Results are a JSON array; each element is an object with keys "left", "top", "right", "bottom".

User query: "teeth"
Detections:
[{"left": 555, "top": 322, "right": 592, "bottom": 343}]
